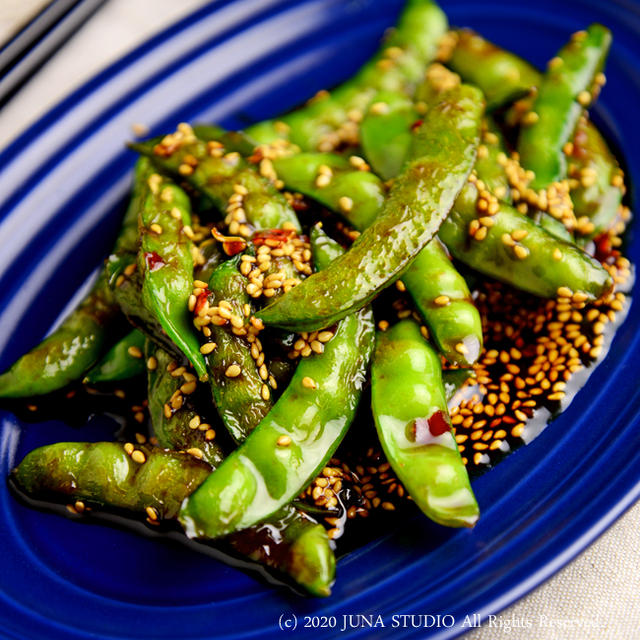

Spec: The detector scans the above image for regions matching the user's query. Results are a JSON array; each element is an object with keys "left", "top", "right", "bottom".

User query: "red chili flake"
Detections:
[
  {"left": 411, "top": 410, "right": 450, "bottom": 444},
  {"left": 410, "top": 119, "right": 424, "bottom": 132},
  {"left": 427, "top": 410, "right": 451, "bottom": 437},
  {"left": 194, "top": 290, "right": 210, "bottom": 315},
  {"left": 211, "top": 228, "right": 247, "bottom": 256},
  {"left": 144, "top": 251, "right": 165, "bottom": 271},
  {"left": 593, "top": 233, "right": 613, "bottom": 263},
  {"left": 290, "top": 195, "right": 309, "bottom": 212},
  {"left": 252, "top": 228, "right": 297, "bottom": 247}
]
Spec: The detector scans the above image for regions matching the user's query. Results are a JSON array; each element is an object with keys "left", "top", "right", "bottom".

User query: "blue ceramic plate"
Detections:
[{"left": 0, "top": 1, "right": 638, "bottom": 638}]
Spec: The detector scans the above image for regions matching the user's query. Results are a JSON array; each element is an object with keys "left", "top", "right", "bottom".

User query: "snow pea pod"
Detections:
[
  {"left": 130, "top": 126, "right": 301, "bottom": 234},
  {"left": 83, "top": 329, "right": 147, "bottom": 384},
  {"left": 517, "top": 24, "right": 612, "bottom": 189},
  {"left": 257, "top": 82, "right": 483, "bottom": 332},
  {"left": 179, "top": 229, "right": 374, "bottom": 538},
  {"left": 137, "top": 173, "right": 207, "bottom": 380},
  {"left": 438, "top": 180, "right": 612, "bottom": 300},
  {"left": 245, "top": 0, "right": 447, "bottom": 150},
  {"left": 371, "top": 319, "right": 479, "bottom": 528}
]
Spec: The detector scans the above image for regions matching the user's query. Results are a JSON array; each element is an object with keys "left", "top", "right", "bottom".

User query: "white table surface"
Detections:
[{"left": 0, "top": 1, "right": 638, "bottom": 638}]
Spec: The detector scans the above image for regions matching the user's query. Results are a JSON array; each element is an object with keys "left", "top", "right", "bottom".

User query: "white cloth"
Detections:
[{"left": 0, "top": 2, "right": 638, "bottom": 638}]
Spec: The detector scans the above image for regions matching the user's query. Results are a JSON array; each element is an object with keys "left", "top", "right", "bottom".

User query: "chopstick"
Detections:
[{"left": 0, "top": 0, "right": 108, "bottom": 109}]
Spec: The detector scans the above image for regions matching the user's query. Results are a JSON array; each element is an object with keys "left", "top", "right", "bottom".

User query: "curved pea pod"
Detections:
[
  {"left": 272, "top": 152, "right": 384, "bottom": 230},
  {"left": 0, "top": 272, "right": 121, "bottom": 398},
  {"left": 360, "top": 92, "right": 416, "bottom": 180},
  {"left": 130, "top": 128, "right": 301, "bottom": 234},
  {"left": 137, "top": 174, "right": 207, "bottom": 380},
  {"left": 448, "top": 29, "right": 540, "bottom": 109},
  {"left": 257, "top": 82, "right": 483, "bottom": 332},
  {"left": 371, "top": 320, "right": 479, "bottom": 528},
  {"left": 13, "top": 441, "right": 211, "bottom": 519},
  {"left": 517, "top": 24, "right": 612, "bottom": 189},
  {"left": 402, "top": 238, "right": 482, "bottom": 365},
  {"left": 569, "top": 116, "right": 625, "bottom": 239},
  {"left": 146, "top": 343, "right": 225, "bottom": 467},
  {"left": 179, "top": 233, "right": 375, "bottom": 538},
  {"left": 82, "top": 329, "right": 146, "bottom": 384},
  {"left": 439, "top": 181, "right": 612, "bottom": 300},
  {"left": 246, "top": 0, "right": 447, "bottom": 149},
  {"left": 198, "top": 255, "right": 273, "bottom": 443}
]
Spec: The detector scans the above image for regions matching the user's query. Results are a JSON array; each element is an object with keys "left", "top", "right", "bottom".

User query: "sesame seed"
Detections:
[
  {"left": 434, "top": 295, "right": 450, "bottom": 306},
  {"left": 131, "top": 450, "right": 146, "bottom": 464},
  {"left": 127, "top": 346, "right": 143, "bottom": 359},
  {"left": 277, "top": 435, "right": 292, "bottom": 447},
  {"left": 302, "top": 376, "right": 317, "bottom": 389},
  {"left": 225, "top": 364, "right": 241, "bottom": 378}
]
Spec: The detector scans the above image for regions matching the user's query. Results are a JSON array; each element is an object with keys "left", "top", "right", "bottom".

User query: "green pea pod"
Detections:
[
  {"left": 257, "top": 82, "right": 483, "bottom": 332},
  {"left": 439, "top": 181, "right": 612, "bottom": 300},
  {"left": 569, "top": 116, "right": 624, "bottom": 239},
  {"left": 13, "top": 442, "right": 211, "bottom": 519},
  {"left": 442, "top": 369, "right": 472, "bottom": 401},
  {"left": 447, "top": 31, "right": 623, "bottom": 232},
  {"left": 475, "top": 117, "right": 511, "bottom": 200},
  {"left": 0, "top": 158, "right": 156, "bottom": 397},
  {"left": 448, "top": 29, "right": 540, "bottom": 110},
  {"left": 402, "top": 238, "right": 481, "bottom": 364},
  {"left": 201, "top": 255, "right": 273, "bottom": 443},
  {"left": 195, "top": 239, "right": 225, "bottom": 283},
  {"left": 371, "top": 319, "right": 479, "bottom": 528},
  {"left": 272, "top": 152, "right": 384, "bottom": 231},
  {"left": 246, "top": 0, "right": 448, "bottom": 150},
  {"left": 179, "top": 229, "right": 375, "bottom": 538},
  {"left": 517, "top": 24, "right": 612, "bottom": 189},
  {"left": 83, "top": 329, "right": 147, "bottom": 384},
  {"left": 130, "top": 130, "right": 301, "bottom": 233},
  {"left": 360, "top": 91, "right": 416, "bottom": 180},
  {"left": 146, "top": 343, "right": 225, "bottom": 467},
  {"left": 137, "top": 174, "right": 207, "bottom": 380}
]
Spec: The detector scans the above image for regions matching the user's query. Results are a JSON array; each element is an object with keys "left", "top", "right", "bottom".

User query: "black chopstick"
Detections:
[{"left": 0, "top": 0, "right": 108, "bottom": 110}]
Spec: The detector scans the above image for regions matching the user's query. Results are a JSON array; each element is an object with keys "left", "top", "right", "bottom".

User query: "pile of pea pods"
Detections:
[{"left": 1, "top": 0, "right": 623, "bottom": 596}]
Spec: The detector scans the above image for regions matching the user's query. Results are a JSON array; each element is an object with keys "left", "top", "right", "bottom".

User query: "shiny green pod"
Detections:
[
  {"left": 179, "top": 229, "right": 375, "bottom": 538},
  {"left": 257, "top": 82, "right": 483, "bottom": 331},
  {"left": 517, "top": 24, "right": 612, "bottom": 189},
  {"left": 439, "top": 181, "right": 613, "bottom": 300},
  {"left": 371, "top": 319, "right": 479, "bottom": 528},
  {"left": 246, "top": 0, "right": 448, "bottom": 150},
  {"left": 137, "top": 174, "right": 207, "bottom": 379}
]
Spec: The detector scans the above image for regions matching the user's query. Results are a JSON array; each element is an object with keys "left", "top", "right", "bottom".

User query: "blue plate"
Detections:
[{"left": 0, "top": 1, "right": 638, "bottom": 638}]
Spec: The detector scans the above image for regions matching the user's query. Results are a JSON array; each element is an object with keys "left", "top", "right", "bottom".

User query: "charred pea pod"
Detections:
[
  {"left": 517, "top": 24, "right": 612, "bottom": 189},
  {"left": 136, "top": 172, "right": 207, "bottom": 379},
  {"left": 438, "top": 180, "right": 613, "bottom": 300},
  {"left": 475, "top": 117, "right": 511, "bottom": 200},
  {"left": 402, "top": 238, "right": 482, "bottom": 365},
  {"left": 568, "top": 115, "right": 625, "bottom": 239},
  {"left": 359, "top": 91, "right": 416, "bottom": 180},
  {"left": 257, "top": 82, "right": 483, "bottom": 332},
  {"left": 0, "top": 158, "right": 156, "bottom": 397},
  {"left": 371, "top": 319, "right": 479, "bottom": 528},
  {"left": 196, "top": 255, "right": 273, "bottom": 444},
  {"left": 447, "top": 29, "right": 540, "bottom": 110},
  {"left": 146, "top": 342, "right": 335, "bottom": 596},
  {"left": 83, "top": 329, "right": 147, "bottom": 384},
  {"left": 130, "top": 126, "right": 301, "bottom": 234},
  {"left": 194, "top": 238, "right": 225, "bottom": 282},
  {"left": 245, "top": 0, "right": 447, "bottom": 150},
  {"left": 179, "top": 229, "right": 375, "bottom": 538},
  {"left": 13, "top": 441, "right": 211, "bottom": 520},
  {"left": 146, "top": 343, "right": 225, "bottom": 467}
]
